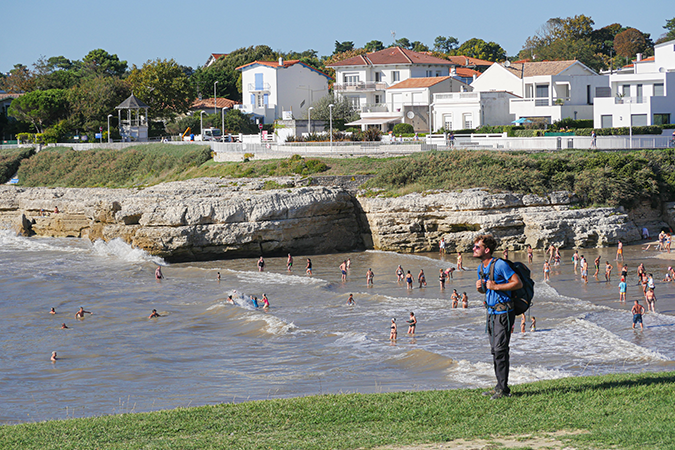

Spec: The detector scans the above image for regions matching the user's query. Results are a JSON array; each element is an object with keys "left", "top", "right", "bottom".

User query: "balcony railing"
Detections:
[
  {"left": 359, "top": 104, "right": 388, "bottom": 113},
  {"left": 434, "top": 92, "right": 479, "bottom": 101},
  {"left": 511, "top": 97, "right": 572, "bottom": 107},
  {"left": 614, "top": 96, "right": 645, "bottom": 104},
  {"left": 333, "top": 81, "right": 388, "bottom": 92},
  {"left": 248, "top": 82, "right": 271, "bottom": 92}
]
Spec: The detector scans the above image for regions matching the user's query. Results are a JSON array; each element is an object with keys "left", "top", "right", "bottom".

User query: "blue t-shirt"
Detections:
[
  {"left": 619, "top": 281, "right": 627, "bottom": 293},
  {"left": 477, "top": 258, "right": 516, "bottom": 314}
]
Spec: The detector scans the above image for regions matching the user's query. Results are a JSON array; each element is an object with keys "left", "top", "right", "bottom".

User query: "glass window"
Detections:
[
  {"left": 631, "top": 114, "right": 648, "bottom": 127},
  {"left": 344, "top": 74, "right": 359, "bottom": 84},
  {"left": 426, "top": 70, "right": 433, "bottom": 77},
  {"left": 463, "top": 113, "right": 472, "bottom": 129},
  {"left": 654, "top": 114, "right": 671, "bottom": 125},
  {"left": 654, "top": 83, "right": 664, "bottom": 96},
  {"left": 622, "top": 85, "right": 630, "bottom": 97},
  {"left": 637, "top": 84, "right": 643, "bottom": 103},
  {"left": 601, "top": 115, "right": 613, "bottom": 128},
  {"left": 375, "top": 72, "right": 381, "bottom": 82},
  {"left": 392, "top": 71, "right": 400, "bottom": 82},
  {"left": 443, "top": 114, "right": 453, "bottom": 130}
]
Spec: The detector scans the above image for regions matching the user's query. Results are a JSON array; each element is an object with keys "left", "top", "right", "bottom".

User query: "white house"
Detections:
[
  {"left": 593, "top": 39, "right": 675, "bottom": 128},
  {"left": 432, "top": 91, "right": 518, "bottom": 131},
  {"left": 471, "top": 60, "right": 609, "bottom": 124},
  {"left": 236, "top": 58, "right": 331, "bottom": 124},
  {"left": 347, "top": 76, "right": 469, "bottom": 132}
]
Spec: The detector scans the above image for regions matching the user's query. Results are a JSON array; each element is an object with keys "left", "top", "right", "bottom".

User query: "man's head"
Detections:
[{"left": 473, "top": 235, "right": 497, "bottom": 259}]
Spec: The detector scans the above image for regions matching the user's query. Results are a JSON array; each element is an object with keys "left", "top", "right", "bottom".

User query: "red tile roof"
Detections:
[
  {"left": 634, "top": 56, "right": 655, "bottom": 63},
  {"left": 191, "top": 97, "right": 240, "bottom": 110},
  {"left": 327, "top": 47, "right": 454, "bottom": 67},
  {"left": 503, "top": 60, "right": 579, "bottom": 78},
  {"left": 445, "top": 55, "right": 495, "bottom": 67},
  {"left": 453, "top": 67, "right": 482, "bottom": 78},
  {"left": 387, "top": 76, "right": 452, "bottom": 89},
  {"left": 236, "top": 60, "right": 332, "bottom": 79}
]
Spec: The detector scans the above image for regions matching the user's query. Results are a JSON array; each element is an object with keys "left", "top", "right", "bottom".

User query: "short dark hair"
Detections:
[{"left": 474, "top": 234, "right": 497, "bottom": 253}]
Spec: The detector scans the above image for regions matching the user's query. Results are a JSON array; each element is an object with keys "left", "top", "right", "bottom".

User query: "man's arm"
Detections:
[{"left": 485, "top": 273, "right": 522, "bottom": 292}]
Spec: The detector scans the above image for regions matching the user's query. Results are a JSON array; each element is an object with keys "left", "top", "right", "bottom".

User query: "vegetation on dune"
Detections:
[
  {"left": 0, "top": 371, "right": 674, "bottom": 449},
  {"left": 0, "top": 147, "right": 35, "bottom": 183}
]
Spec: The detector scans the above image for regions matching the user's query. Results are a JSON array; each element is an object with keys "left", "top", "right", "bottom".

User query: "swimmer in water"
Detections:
[
  {"left": 439, "top": 269, "right": 447, "bottom": 289},
  {"left": 418, "top": 269, "right": 427, "bottom": 288},
  {"left": 346, "top": 258, "right": 351, "bottom": 269},
  {"left": 340, "top": 260, "right": 348, "bottom": 282},
  {"left": 347, "top": 294, "right": 355, "bottom": 305},
  {"left": 257, "top": 256, "right": 265, "bottom": 272},
  {"left": 521, "top": 315, "right": 526, "bottom": 333},
  {"left": 61, "top": 323, "right": 68, "bottom": 329},
  {"left": 306, "top": 258, "right": 312, "bottom": 275},
  {"left": 530, "top": 316, "right": 536, "bottom": 332},
  {"left": 217, "top": 272, "right": 221, "bottom": 282},
  {"left": 149, "top": 309, "right": 161, "bottom": 318},
  {"left": 389, "top": 318, "right": 397, "bottom": 340},
  {"left": 461, "top": 292, "right": 468, "bottom": 308},
  {"left": 75, "top": 307, "right": 92, "bottom": 319},
  {"left": 366, "top": 268, "right": 374, "bottom": 286},
  {"left": 50, "top": 307, "right": 56, "bottom": 314},
  {"left": 287, "top": 254, "right": 293, "bottom": 272},
  {"left": 407, "top": 312, "right": 417, "bottom": 335},
  {"left": 252, "top": 296, "right": 259, "bottom": 308},
  {"left": 451, "top": 289, "right": 459, "bottom": 308},
  {"left": 226, "top": 295, "right": 234, "bottom": 304},
  {"left": 155, "top": 266, "right": 163, "bottom": 280},
  {"left": 51, "top": 351, "right": 58, "bottom": 362},
  {"left": 262, "top": 294, "right": 270, "bottom": 309},
  {"left": 405, "top": 271, "right": 413, "bottom": 289},
  {"left": 396, "top": 265, "right": 404, "bottom": 282}
]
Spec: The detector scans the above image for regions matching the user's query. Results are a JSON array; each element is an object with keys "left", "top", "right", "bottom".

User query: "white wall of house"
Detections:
[
  {"left": 240, "top": 65, "right": 278, "bottom": 123},
  {"left": 432, "top": 91, "right": 517, "bottom": 131},
  {"left": 471, "top": 64, "right": 523, "bottom": 96},
  {"left": 594, "top": 40, "right": 675, "bottom": 128}
]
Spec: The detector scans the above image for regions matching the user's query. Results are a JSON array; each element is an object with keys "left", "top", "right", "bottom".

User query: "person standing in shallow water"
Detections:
[
  {"left": 389, "top": 318, "right": 397, "bottom": 340},
  {"left": 474, "top": 234, "right": 522, "bottom": 400}
]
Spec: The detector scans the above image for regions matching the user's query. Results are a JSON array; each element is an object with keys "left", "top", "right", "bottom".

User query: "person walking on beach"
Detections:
[
  {"left": 439, "top": 269, "right": 447, "bottom": 290},
  {"left": 306, "top": 258, "right": 312, "bottom": 275},
  {"left": 155, "top": 266, "right": 163, "bottom": 280},
  {"left": 527, "top": 245, "right": 533, "bottom": 264},
  {"left": 439, "top": 238, "right": 446, "bottom": 255},
  {"left": 405, "top": 271, "right": 413, "bottom": 289},
  {"left": 580, "top": 256, "right": 588, "bottom": 283},
  {"left": 593, "top": 256, "right": 601, "bottom": 278},
  {"left": 616, "top": 240, "right": 624, "bottom": 261},
  {"left": 389, "top": 318, "right": 397, "bottom": 340},
  {"left": 632, "top": 300, "right": 645, "bottom": 330},
  {"left": 573, "top": 250, "right": 580, "bottom": 273},
  {"left": 287, "top": 254, "right": 293, "bottom": 272},
  {"left": 339, "top": 260, "right": 348, "bottom": 282},
  {"left": 407, "top": 312, "right": 417, "bottom": 335},
  {"left": 366, "top": 268, "right": 374, "bottom": 286},
  {"left": 645, "top": 288, "right": 656, "bottom": 312},
  {"left": 543, "top": 261, "right": 551, "bottom": 281},
  {"left": 457, "top": 252, "right": 465, "bottom": 270},
  {"left": 474, "top": 234, "right": 523, "bottom": 400},
  {"left": 396, "top": 265, "right": 404, "bottom": 282},
  {"left": 619, "top": 277, "right": 627, "bottom": 302},
  {"left": 418, "top": 269, "right": 427, "bottom": 288}
]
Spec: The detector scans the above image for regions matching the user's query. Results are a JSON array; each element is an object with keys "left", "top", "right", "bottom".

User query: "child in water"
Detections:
[{"left": 530, "top": 316, "right": 536, "bottom": 332}]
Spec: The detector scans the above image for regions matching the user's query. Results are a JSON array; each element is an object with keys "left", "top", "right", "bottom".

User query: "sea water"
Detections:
[{"left": 1, "top": 230, "right": 673, "bottom": 424}]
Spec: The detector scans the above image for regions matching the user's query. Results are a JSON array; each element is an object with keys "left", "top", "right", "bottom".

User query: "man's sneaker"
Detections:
[
  {"left": 490, "top": 389, "right": 511, "bottom": 400},
  {"left": 481, "top": 389, "right": 496, "bottom": 397}
]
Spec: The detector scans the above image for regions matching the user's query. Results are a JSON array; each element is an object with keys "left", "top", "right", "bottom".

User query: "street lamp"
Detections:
[
  {"left": 308, "top": 106, "right": 314, "bottom": 135},
  {"left": 222, "top": 107, "right": 227, "bottom": 141},
  {"left": 200, "top": 111, "right": 205, "bottom": 138},
  {"left": 214, "top": 81, "right": 219, "bottom": 116},
  {"left": 107, "top": 114, "right": 113, "bottom": 143},
  {"left": 329, "top": 104, "right": 334, "bottom": 151}
]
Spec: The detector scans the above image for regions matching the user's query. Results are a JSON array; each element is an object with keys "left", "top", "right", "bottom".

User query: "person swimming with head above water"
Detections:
[{"left": 75, "top": 307, "right": 92, "bottom": 318}]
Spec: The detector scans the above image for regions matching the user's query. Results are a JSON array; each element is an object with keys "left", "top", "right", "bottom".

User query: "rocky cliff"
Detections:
[{"left": 0, "top": 178, "right": 663, "bottom": 260}]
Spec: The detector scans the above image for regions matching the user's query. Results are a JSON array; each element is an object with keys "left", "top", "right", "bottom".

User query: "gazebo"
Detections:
[{"left": 115, "top": 93, "right": 149, "bottom": 142}]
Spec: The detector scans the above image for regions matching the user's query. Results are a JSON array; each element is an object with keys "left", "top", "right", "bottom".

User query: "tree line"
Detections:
[{"left": 1, "top": 16, "right": 673, "bottom": 142}]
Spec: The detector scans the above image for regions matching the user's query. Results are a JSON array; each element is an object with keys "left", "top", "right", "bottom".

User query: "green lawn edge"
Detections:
[{"left": 2, "top": 371, "right": 674, "bottom": 449}]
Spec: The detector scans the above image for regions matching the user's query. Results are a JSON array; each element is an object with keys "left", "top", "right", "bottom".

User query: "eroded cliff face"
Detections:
[
  {"left": 356, "top": 189, "right": 645, "bottom": 253},
  {"left": 0, "top": 179, "right": 658, "bottom": 260},
  {"left": 0, "top": 179, "right": 363, "bottom": 261}
]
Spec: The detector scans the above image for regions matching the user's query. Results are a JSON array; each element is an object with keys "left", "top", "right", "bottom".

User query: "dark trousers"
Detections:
[{"left": 487, "top": 310, "right": 515, "bottom": 393}]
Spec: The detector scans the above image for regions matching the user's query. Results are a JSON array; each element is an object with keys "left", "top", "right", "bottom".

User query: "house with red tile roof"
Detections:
[
  {"left": 236, "top": 58, "right": 331, "bottom": 123},
  {"left": 205, "top": 53, "right": 228, "bottom": 67},
  {"left": 471, "top": 60, "right": 608, "bottom": 124},
  {"left": 329, "top": 47, "right": 473, "bottom": 130},
  {"left": 190, "top": 97, "right": 240, "bottom": 115},
  {"left": 594, "top": 40, "right": 675, "bottom": 128},
  {"left": 347, "top": 76, "right": 469, "bottom": 132}
]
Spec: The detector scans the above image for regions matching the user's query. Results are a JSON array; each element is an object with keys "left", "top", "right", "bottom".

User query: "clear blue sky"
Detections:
[{"left": 1, "top": 0, "right": 672, "bottom": 74}]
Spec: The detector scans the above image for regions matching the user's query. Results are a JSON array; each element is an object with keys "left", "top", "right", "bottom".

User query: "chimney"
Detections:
[
  {"left": 279, "top": 57, "right": 284, "bottom": 66},
  {"left": 636, "top": 53, "right": 642, "bottom": 62},
  {"left": 450, "top": 66, "right": 456, "bottom": 76}
]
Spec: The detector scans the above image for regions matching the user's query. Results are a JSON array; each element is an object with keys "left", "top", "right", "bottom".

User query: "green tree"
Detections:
[
  {"left": 81, "top": 49, "right": 128, "bottom": 78},
  {"left": 364, "top": 40, "right": 385, "bottom": 52},
  {"left": 455, "top": 38, "right": 507, "bottom": 61},
  {"left": 411, "top": 41, "right": 429, "bottom": 52},
  {"left": 433, "top": 36, "right": 459, "bottom": 53},
  {"left": 334, "top": 41, "right": 354, "bottom": 54},
  {"left": 393, "top": 38, "right": 412, "bottom": 49},
  {"left": 33, "top": 55, "right": 81, "bottom": 90},
  {"left": 7, "top": 89, "right": 69, "bottom": 133},
  {"left": 656, "top": 18, "right": 675, "bottom": 44},
  {"left": 68, "top": 75, "right": 130, "bottom": 132},
  {"left": 0, "top": 64, "right": 35, "bottom": 93},
  {"left": 306, "top": 94, "right": 358, "bottom": 130},
  {"left": 126, "top": 58, "right": 195, "bottom": 120}
]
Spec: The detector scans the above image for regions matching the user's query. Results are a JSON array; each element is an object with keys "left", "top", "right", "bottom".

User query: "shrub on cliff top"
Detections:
[{"left": 0, "top": 147, "right": 35, "bottom": 184}]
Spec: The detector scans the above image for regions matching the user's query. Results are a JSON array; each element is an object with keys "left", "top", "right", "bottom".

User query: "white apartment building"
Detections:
[
  {"left": 236, "top": 58, "right": 331, "bottom": 124},
  {"left": 594, "top": 39, "right": 675, "bottom": 128},
  {"left": 471, "top": 60, "right": 609, "bottom": 124}
]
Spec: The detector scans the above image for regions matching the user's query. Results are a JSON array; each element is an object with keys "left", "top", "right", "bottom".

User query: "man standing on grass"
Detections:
[{"left": 474, "top": 234, "right": 523, "bottom": 400}]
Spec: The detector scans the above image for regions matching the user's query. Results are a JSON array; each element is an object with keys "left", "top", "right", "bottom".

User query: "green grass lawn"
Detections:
[{"left": 1, "top": 371, "right": 673, "bottom": 449}]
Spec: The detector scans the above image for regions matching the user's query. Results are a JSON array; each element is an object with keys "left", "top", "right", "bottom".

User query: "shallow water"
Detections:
[{"left": 1, "top": 230, "right": 673, "bottom": 424}]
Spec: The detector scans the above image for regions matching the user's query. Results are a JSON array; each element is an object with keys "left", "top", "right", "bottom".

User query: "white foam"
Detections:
[
  {"left": 0, "top": 229, "right": 84, "bottom": 253},
  {"left": 91, "top": 238, "right": 165, "bottom": 265},
  {"left": 243, "top": 313, "right": 298, "bottom": 335},
  {"left": 366, "top": 249, "right": 456, "bottom": 268},
  {"left": 444, "top": 359, "right": 569, "bottom": 387},
  {"left": 234, "top": 270, "right": 328, "bottom": 286}
]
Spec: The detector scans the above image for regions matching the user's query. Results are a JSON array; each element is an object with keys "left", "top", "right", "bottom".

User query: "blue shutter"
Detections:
[
  {"left": 251, "top": 94, "right": 255, "bottom": 105},
  {"left": 255, "top": 73, "right": 263, "bottom": 90},
  {"left": 263, "top": 94, "right": 269, "bottom": 106}
]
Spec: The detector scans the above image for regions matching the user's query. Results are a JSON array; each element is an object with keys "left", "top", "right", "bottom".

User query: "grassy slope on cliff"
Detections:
[
  {"left": 13, "top": 146, "right": 675, "bottom": 208},
  {"left": 1, "top": 371, "right": 674, "bottom": 450},
  {"left": 0, "top": 147, "right": 35, "bottom": 184}
]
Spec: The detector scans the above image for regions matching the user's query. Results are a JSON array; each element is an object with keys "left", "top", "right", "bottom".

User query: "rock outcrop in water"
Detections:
[{"left": 0, "top": 178, "right": 664, "bottom": 260}]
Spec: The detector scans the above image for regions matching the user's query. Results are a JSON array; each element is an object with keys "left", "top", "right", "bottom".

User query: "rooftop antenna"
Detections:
[{"left": 391, "top": 30, "right": 396, "bottom": 42}]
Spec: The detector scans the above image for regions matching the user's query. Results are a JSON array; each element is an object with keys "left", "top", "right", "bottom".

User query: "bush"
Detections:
[
  {"left": 550, "top": 118, "right": 594, "bottom": 130},
  {"left": 575, "top": 126, "right": 663, "bottom": 136},
  {"left": 513, "top": 130, "right": 543, "bottom": 137},
  {"left": 392, "top": 123, "right": 414, "bottom": 135},
  {"left": 0, "top": 147, "right": 35, "bottom": 183}
]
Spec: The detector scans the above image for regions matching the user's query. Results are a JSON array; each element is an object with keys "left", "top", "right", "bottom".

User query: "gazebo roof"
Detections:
[{"left": 116, "top": 93, "right": 149, "bottom": 110}]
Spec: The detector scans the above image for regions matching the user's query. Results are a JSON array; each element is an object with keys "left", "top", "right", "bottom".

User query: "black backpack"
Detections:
[{"left": 485, "top": 258, "right": 535, "bottom": 315}]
